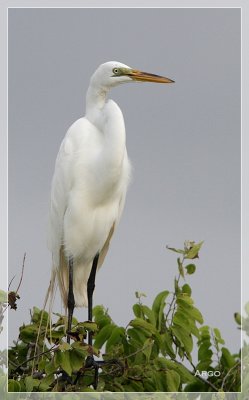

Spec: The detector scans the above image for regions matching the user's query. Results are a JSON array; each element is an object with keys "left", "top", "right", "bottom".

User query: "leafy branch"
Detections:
[{"left": 7, "top": 241, "right": 241, "bottom": 392}]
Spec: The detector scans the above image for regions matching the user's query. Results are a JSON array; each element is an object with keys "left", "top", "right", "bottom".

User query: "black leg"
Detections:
[
  {"left": 84, "top": 253, "right": 99, "bottom": 389},
  {"left": 67, "top": 256, "right": 75, "bottom": 344},
  {"left": 74, "top": 253, "right": 124, "bottom": 390},
  {"left": 87, "top": 253, "right": 99, "bottom": 346}
]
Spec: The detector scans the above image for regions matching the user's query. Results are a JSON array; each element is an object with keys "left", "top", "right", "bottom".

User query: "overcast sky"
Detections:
[{"left": 8, "top": 8, "right": 241, "bottom": 357}]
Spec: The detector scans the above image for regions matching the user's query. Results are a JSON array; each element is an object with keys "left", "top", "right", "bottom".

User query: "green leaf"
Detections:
[
  {"left": 151, "top": 370, "right": 167, "bottom": 391},
  {"left": 177, "top": 299, "right": 203, "bottom": 324},
  {"left": 59, "top": 342, "right": 71, "bottom": 351},
  {"left": 173, "top": 310, "right": 199, "bottom": 338},
  {"left": 166, "top": 369, "right": 181, "bottom": 391},
  {"left": 125, "top": 380, "right": 144, "bottom": 391},
  {"left": 142, "top": 338, "right": 153, "bottom": 363},
  {"left": 0, "top": 289, "right": 7, "bottom": 303},
  {"left": 94, "top": 323, "right": 114, "bottom": 350},
  {"left": 93, "top": 305, "right": 105, "bottom": 319},
  {"left": 38, "top": 359, "right": 47, "bottom": 371},
  {"left": 198, "top": 343, "right": 213, "bottom": 362},
  {"left": 185, "top": 241, "right": 204, "bottom": 259},
  {"left": 25, "top": 376, "right": 40, "bottom": 392},
  {"left": 31, "top": 307, "right": 49, "bottom": 325},
  {"left": 45, "top": 360, "right": 56, "bottom": 375},
  {"left": 177, "top": 293, "right": 194, "bottom": 305},
  {"left": 38, "top": 374, "right": 55, "bottom": 391},
  {"left": 70, "top": 347, "right": 85, "bottom": 372},
  {"left": 199, "top": 325, "right": 211, "bottom": 337},
  {"left": 143, "top": 378, "right": 156, "bottom": 392},
  {"left": 79, "top": 321, "right": 98, "bottom": 332},
  {"left": 166, "top": 246, "right": 185, "bottom": 254},
  {"left": 160, "top": 331, "right": 175, "bottom": 358},
  {"left": 50, "top": 328, "right": 65, "bottom": 340},
  {"left": 152, "top": 290, "right": 169, "bottom": 330},
  {"left": 173, "top": 311, "right": 192, "bottom": 333},
  {"left": 93, "top": 305, "right": 111, "bottom": 329},
  {"left": 172, "top": 325, "right": 193, "bottom": 354},
  {"left": 8, "top": 379, "right": 21, "bottom": 392},
  {"left": 213, "top": 327, "right": 225, "bottom": 344},
  {"left": 234, "top": 312, "right": 241, "bottom": 326},
  {"left": 61, "top": 350, "right": 72, "bottom": 376},
  {"left": 19, "top": 324, "right": 38, "bottom": 342},
  {"left": 163, "top": 360, "right": 195, "bottom": 383},
  {"left": 182, "top": 283, "right": 192, "bottom": 296},
  {"left": 54, "top": 349, "right": 72, "bottom": 376},
  {"left": 129, "top": 318, "right": 157, "bottom": 335},
  {"left": 133, "top": 303, "right": 142, "bottom": 318},
  {"left": 154, "top": 356, "right": 168, "bottom": 369},
  {"left": 221, "top": 347, "right": 236, "bottom": 368},
  {"left": 127, "top": 327, "right": 149, "bottom": 348},
  {"left": 106, "top": 326, "right": 125, "bottom": 352},
  {"left": 141, "top": 305, "right": 157, "bottom": 327},
  {"left": 184, "top": 380, "right": 206, "bottom": 392},
  {"left": 185, "top": 264, "right": 196, "bottom": 274}
]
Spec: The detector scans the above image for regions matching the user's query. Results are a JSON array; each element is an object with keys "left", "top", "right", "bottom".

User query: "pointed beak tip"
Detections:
[{"left": 130, "top": 69, "right": 174, "bottom": 84}]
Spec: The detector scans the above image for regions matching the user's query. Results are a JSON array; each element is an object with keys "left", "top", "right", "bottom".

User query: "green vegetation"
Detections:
[{"left": 6, "top": 242, "right": 242, "bottom": 392}]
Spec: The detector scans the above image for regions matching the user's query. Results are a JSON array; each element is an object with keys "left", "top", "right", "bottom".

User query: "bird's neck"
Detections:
[{"left": 85, "top": 83, "right": 108, "bottom": 120}]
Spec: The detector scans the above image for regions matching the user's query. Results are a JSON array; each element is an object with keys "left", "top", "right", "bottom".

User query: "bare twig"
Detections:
[
  {"left": 16, "top": 253, "right": 26, "bottom": 294},
  {"left": 8, "top": 276, "right": 16, "bottom": 291},
  {"left": 8, "top": 253, "right": 26, "bottom": 292}
]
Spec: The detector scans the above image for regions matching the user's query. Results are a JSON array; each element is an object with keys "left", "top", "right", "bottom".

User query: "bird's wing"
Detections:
[
  {"left": 97, "top": 182, "right": 129, "bottom": 269},
  {"left": 48, "top": 139, "right": 72, "bottom": 263},
  {"left": 48, "top": 118, "right": 90, "bottom": 264},
  {"left": 98, "top": 222, "right": 115, "bottom": 268}
]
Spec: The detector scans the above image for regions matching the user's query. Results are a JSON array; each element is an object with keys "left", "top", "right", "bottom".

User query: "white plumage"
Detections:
[{"left": 47, "top": 61, "right": 173, "bottom": 309}]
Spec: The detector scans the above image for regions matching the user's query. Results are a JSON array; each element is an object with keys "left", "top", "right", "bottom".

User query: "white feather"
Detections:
[{"left": 48, "top": 62, "right": 132, "bottom": 307}]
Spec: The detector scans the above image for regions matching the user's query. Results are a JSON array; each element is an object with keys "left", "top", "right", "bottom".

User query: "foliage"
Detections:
[{"left": 7, "top": 241, "right": 241, "bottom": 393}]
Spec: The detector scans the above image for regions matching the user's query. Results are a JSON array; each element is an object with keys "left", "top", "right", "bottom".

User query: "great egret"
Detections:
[{"left": 47, "top": 61, "right": 173, "bottom": 381}]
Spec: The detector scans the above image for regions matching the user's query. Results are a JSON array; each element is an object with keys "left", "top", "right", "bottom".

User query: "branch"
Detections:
[
  {"left": 221, "top": 361, "right": 241, "bottom": 390},
  {"left": 12, "top": 343, "right": 58, "bottom": 373},
  {"left": 16, "top": 253, "right": 26, "bottom": 294},
  {"left": 182, "top": 353, "right": 219, "bottom": 392}
]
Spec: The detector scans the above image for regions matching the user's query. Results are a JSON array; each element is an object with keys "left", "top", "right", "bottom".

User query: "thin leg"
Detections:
[
  {"left": 87, "top": 253, "right": 99, "bottom": 346},
  {"left": 67, "top": 256, "right": 75, "bottom": 344},
  {"left": 74, "top": 253, "right": 124, "bottom": 390},
  {"left": 84, "top": 253, "right": 99, "bottom": 389}
]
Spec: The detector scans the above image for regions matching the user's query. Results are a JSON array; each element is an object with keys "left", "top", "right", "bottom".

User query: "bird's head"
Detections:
[{"left": 90, "top": 61, "right": 174, "bottom": 90}]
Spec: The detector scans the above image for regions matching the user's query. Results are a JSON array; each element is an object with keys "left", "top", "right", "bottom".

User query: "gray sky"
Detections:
[{"left": 8, "top": 8, "right": 241, "bottom": 356}]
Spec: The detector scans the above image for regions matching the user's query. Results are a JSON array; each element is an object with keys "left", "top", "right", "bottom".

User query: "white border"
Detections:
[{"left": 2, "top": 1, "right": 247, "bottom": 398}]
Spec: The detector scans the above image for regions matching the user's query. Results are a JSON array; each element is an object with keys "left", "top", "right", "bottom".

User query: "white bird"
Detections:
[{"left": 47, "top": 61, "right": 174, "bottom": 341}]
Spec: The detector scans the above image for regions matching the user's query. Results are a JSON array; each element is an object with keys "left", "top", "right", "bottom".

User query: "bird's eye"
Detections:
[{"left": 113, "top": 68, "right": 119, "bottom": 75}]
